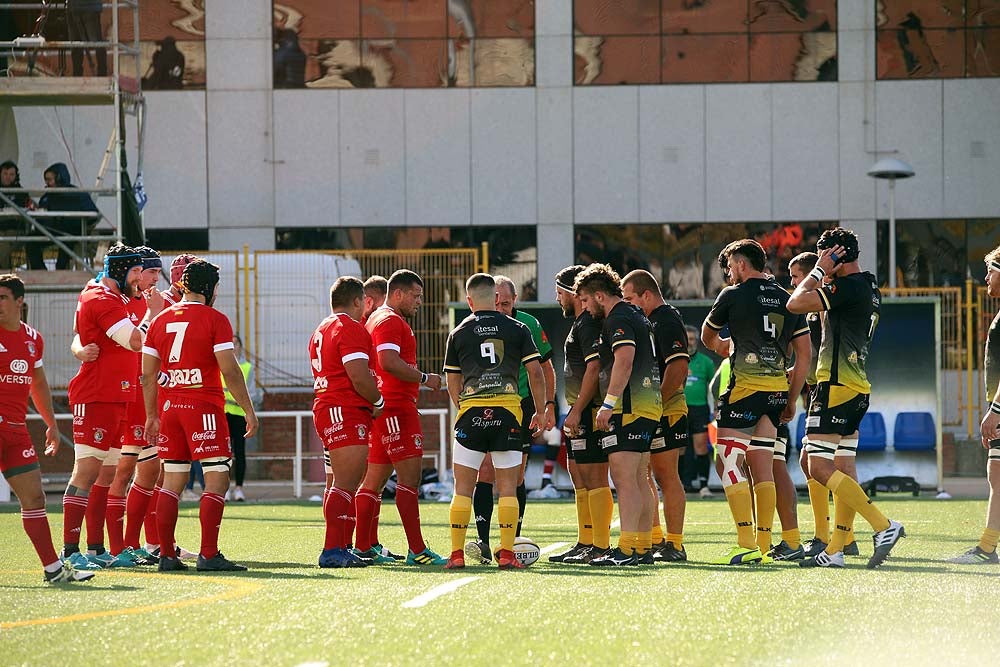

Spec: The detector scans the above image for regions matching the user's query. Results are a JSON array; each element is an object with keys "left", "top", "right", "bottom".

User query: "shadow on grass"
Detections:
[{"left": 0, "top": 583, "right": 144, "bottom": 592}]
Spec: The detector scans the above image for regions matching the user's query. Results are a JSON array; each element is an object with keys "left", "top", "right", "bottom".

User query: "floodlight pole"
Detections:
[{"left": 867, "top": 158, "right": 915, "bottom": 289}]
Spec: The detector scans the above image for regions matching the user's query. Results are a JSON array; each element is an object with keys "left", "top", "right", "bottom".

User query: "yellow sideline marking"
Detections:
[{"left": 0, "top": 570, "right": 263, "bottom": 630}]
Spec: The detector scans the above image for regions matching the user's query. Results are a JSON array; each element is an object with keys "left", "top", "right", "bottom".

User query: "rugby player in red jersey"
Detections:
[
  {"left": 355, "top": 269, "right": 446, "bottom": 565},
  {"left": 142, "top": 259, "right": 258, "bottom": 572},
  {"left": 0, "top": 274, "right": 94, "bottom": 583},
  {"left": 310, "top": 277, "right": 384, "bottom": 568}
]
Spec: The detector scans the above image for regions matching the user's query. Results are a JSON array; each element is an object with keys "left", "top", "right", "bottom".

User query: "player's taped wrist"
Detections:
[
  {"left": 991, "top": 401, "right": 1000, "bottom": 415},
  {"left": 809, "top": 266, "right": 826, "bottom": 282},
  {"left": 419, "top": 372, "right": 428, "bottom": 385},
  {"left": 602, "top": 393, "right": 619, "bottom": 411},
  {"left": 373, "top": 395, "right": 385, "bottom": 410}
]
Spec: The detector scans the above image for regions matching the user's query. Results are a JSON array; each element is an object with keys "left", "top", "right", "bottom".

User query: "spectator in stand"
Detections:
[
  {"left": 142, "top": 36, "right": 185, "bottom": 90},
  {"left": 67, "top": 0, "right": 107, "bottom": 77},
  {"left": 31, "top": 163, "right": 99, "bottom": 270},
  {"left": 273, "top": 29, "right": 306, "bottom": 89},
  {"left": 1, "top": 160, "right": 35, "bottom": 268}
]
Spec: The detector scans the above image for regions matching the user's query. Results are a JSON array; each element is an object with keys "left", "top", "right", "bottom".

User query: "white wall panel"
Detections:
[
  {"left": 273, "top": 90, "right": 338, "bottom": 228},
  {"left": 206, "top": 38, "right": 271, "bottom": 91},
  {"left": 639, "top": 86, "right": 705, "bottom": 222},
  {"left": 206, "top": 0, "right": 271, "bottom": 39},
  {"left": 471, "top": 88, "right": 536, "bottom": 225},
  {"left": 838, "top": 82, "right": 876, "bottom": 220},
  {"left": 706, "top": 85, "right": 771, "bottom": 221},
  {"left": 339, "top": 90, "right": 405, "bottom": 227},
  {"left": 207, "top": 90, "right": 273, "bottom": 227},
  {"left": 943, "top": 79, "right": 1000, "bottom": 217},
  {"left": 574, "top": 86, "right": 638, "bottom": 223},
  {"left": 537, "top": 88, "right": 573, "bottom": 223},
  {"left": 405, "top": 89, "right": 470, "bottom": 228}
]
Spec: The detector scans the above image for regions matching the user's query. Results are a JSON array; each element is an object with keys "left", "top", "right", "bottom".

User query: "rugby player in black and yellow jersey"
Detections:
[
  {"left": 574, "top": 263, "right": 662, "bottom": 566},
  {"left": 622, "top": 269, "right": 690, "bottom": 563},
  {"left": 787, "top": 228, "right": 905, "bottom": 569},
  {"left": 702, "top": 239, "right": 810, "bottom": 565},
  {"left": 442, "top": 274, "right": 547, "bottom": 570}
]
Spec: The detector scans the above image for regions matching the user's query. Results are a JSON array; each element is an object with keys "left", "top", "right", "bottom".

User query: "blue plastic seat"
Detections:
[
  {"left": 857, "top": 412, "right": 887, "bottom": 452},
  {"left": 893, "top": 412, "right": 936, "bottom": 451}
]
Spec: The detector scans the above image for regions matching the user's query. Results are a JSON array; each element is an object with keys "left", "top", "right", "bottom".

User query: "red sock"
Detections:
[
  {"left": 22, "top": 508, "right": 59, "bottom": 566},
  {"left": 199, "top": 492, "right": 226, "bottom": 560},
  {"left": 371, "top": 495, "right": 382, "bottom": 547},
  {"left": 395, "top": 484, "right": 426, "bottom": 554},
  {"left": 156, "top": 489, "right": 180, "bottom": 558},
  {"left": 354, "top": 488, "right": 380, "bottom": 551},
  {"left": 144, "top": 486, "right": 161, "bottom": 546},
  {"left": 324, "top": 487, "right": 353, "bottom": 550},
  {"left": 543, "top": 461, "right": 555, "bottom": 478},
  {"left": 106, "top": 495, "right": 127, "bottom": 554},
  {"left": 85, "top": 484, "right": 109, "bottom": 549},
  {"left": 323, "top": 487, "right": 332, "bottom": 521},
  {"left": 124, "top": 484, "right": 153, "bottom": 549},
  {"left": 62, "top": 494, "right": 88, "bottom": 548}
]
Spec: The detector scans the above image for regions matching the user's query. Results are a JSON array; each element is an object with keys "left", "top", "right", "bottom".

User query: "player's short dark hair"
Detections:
[
  {"left": 182, "top": 259, "right": 220, "bottom": 302},
  {"left": 986, "top": 245, "right": 1000, "bottom": 267},
  {"left": 387, "top": 269, "right": 423, "bottom": 293},
  {"left": 622, "top": 269, "right": 662, "bottom": 299},
  {"left": 363, "top": 275, "right": 387, "bottom": 298},
  {"left": 0, "top": 273, "right": 25, "bottom": 300},
  {"left": 817, "top": 227, "right": 860, "bottom": 263},
  {"left": 331, "top": 276, "right": 365, "bottom": 309},
  {"left": 789, "top": 251, "right": 819, "bottom": 272},
  {"left": 555, "top": 265, "right": 585, "bottom": 293},
  {"left": 574, "top": 263, "right": 623, "bottom": 298},
  {"left": 465, "top": 273, "right": 495, "bottom": 295},
  {"left": 719, "top": 239, "right": 766, "bottom": 273}
]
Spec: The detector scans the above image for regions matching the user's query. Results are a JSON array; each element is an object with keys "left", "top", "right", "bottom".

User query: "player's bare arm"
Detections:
[
  {"left": 29, "top": 365, "right": 60, "bottom": 455},
  {"left": 662, "top": 356, "right": 689, "bottom": 406},
  {"left": 218, "top": 349, "right": 259, "bottom": 438},
  {"left": 525, "top": 358, "right": 547, "bottom": 436},
  {"left": 564, "top": 359, "right": 600, "bottom": 436},
  {"left": 70, "top": 333, "right": 100, "bottom": 362},
  {"left": 377, "top": 347, "right": 442, "bottom": 390},
  {"left": 982, "top": 382, "right": 1000, "bottom": 448},
  {"left": 700, "top": 323, "right": 730, "bottom": 358},
  {"left": 597, "top": 344, "right": 635, "bottom": 431},
  {"left": 541, "top": 358, "right": 557, "bottom": 430},
  {"left": 783, "top": 334, "right": 811, "bottom": 424},
  {"left": 446, "top": 370, "right": 461, "bottom": 408},
  {"left": 141, "top": 351, "right": 162, "bottom": 445},
  {"left": 344, "top": 357, "right": 383, "bottom": 417},
  {"left": 787, "top": 245, "right": 844, "bottom": 314}
]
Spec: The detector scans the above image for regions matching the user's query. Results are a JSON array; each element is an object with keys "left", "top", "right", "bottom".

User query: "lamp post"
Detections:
[{"left": 867, "top": 158, "right": 915, "bottom": 288}]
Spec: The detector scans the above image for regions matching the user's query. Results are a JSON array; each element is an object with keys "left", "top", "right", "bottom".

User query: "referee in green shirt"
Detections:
[{"left": 683, "top": 324, "right": 716, "bottom": 496}]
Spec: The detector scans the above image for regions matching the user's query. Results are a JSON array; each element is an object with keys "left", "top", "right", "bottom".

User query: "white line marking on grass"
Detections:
[
  {"left": 402, "top": 576, "right": 480, "bottom": 608},
  {"left": 296, "top": 662, "right": 329, "bottom": 667},
  {"left": 539, "top": 542, "right": 569, "bottom": 556},
  {"left": 611, "top": 517, "right": 621, "bottom": 529}
]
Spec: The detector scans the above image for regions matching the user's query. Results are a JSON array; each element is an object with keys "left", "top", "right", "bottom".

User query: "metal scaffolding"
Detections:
[{"left": 0, "top": 1, "right": 144, "bottom": 270}]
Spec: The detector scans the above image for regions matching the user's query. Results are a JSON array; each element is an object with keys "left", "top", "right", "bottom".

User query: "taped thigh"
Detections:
[
  {"left": 104, "top": 447, "right": 122, "bottom": 466},
  {"left": 716, "top": 437, "right": 749, "bottom": 487},
  {"left": 773, "top": 435, "right": 788, "bottom": 462},
  {"left": 491, "top": 449, "right": 523, "bottom": 469},
  {"left": 748, "top": 437, "right": 775, "bottom": 453},
  {"left": 808, "top": 438, "right": 838, "bottom": 460},
  {"left": 835, "top": 438, "right": 858, "bottom": 458},
  {"left": 201, "top": 456, "right": 232, "bottom": 473},
  {"left": 137, "top": 445, "right": 159, "bottom": 464},
  {"left": 323, "top": 449, "right": 332, "bottom": 475},
  {"left": 163, "top": 459, "right": 192, "bottom": 474},
  {"left": 121, "top": 444, "right": 142, "bottom": 457},
  {"left": 452, "top": 441, "right": 486, "bottom": 470},
  {"left": 74, "top": 443, "right": 109, "bottom": 462}
]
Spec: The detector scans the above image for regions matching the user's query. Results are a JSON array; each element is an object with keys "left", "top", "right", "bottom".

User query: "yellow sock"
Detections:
[
  {"left": 979, "top": 527, "right": 1000, "bottom": 554},
  {"left": 618, "top": 531, "right": 637, "bottom": 554},
  {"left": 575, "top": 488, "right": 593, "bottom": 545},
  {"left": 589, "top": 487, "right": 614, "bottom": 549},
  {"left": 826, "top": 493, "right": 856, "bottom": 554},
  {"left": 827, "top": 470, "right": 890, "bottom": 533},
  {"left": 666, "top": 532, "right": 684, "bottom": 549},
  {"left": 651, "top": 523, "right": 664, "bottom": 544},
  {"left": 754, "top": 481, "right": 776, "bottom": 553},
  {"left": 724, "top": 481, "right": 756, "bottom": 550},
  {"left": 781, "top": 528, "right": 801, "bottom": 549},
  {"left": 637, "top": 530, "right": 652, "bottom": 554},
  {"left": 807, "top": 478, "right": 831, "bottom": 541},
  {"left": 497, "top": 496, "right": 518, "bottom": 552},
  {"left": 449, "top": 495, "right": 472, "bottom": 553}
]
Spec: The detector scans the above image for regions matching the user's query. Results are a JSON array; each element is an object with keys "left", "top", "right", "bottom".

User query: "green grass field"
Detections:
[{"left": 2, "top": 497, "right": 998, "bottom": 666}]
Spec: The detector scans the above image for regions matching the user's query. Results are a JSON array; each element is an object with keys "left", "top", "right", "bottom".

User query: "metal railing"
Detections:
[{"left": 25, "top": 408, "right": 452, "bottom": 500}]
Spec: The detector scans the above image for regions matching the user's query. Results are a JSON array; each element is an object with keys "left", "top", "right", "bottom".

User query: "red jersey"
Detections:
[
  {"left": 365, "top": 306, "right": 419, "bottom": 404},
  {"left": 310, "top": 312, "right": 375, "bottom": 411},
  {"left": 144, "top": 302, "right": 234, "bottom": 409},
  {"left": 0, "top": 322, "right": 44, "bottom": 424},
  {"left": 68, "top": 282, "right": 138, "bottom": 405}
]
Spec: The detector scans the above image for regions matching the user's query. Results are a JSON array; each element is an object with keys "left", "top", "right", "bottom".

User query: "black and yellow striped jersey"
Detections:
[{"left": 816, "top": 272, "right": 881, "bottom": 394}]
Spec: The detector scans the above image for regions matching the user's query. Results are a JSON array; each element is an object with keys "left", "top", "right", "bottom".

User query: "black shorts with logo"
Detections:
[
  {"left": 687, "top": 404, "right": 711, "bottom": 435},
  {"left": 717, "top": 389, "right": 788, "bottom": 431},
  {"left": 566, "top": 403, "right": 608, "bottom": 465},
  {"left": 805, "top": 382, "right": 869, "bottom": 437},
  {"left": 651, "top": 414, "right": 690, "bottom": 454},
  {"left": 455, "top": 406, "right": 521, "bottom": 453},
  {"left": 599, "top": 414, "right": 657, "bottom": 455}
]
